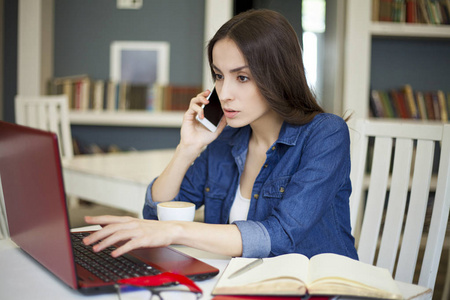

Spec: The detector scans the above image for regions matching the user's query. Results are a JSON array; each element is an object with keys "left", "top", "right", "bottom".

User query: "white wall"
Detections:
[
  {"left": 17, "top": 0, "right": 54, "bottom": 96},
  {"left": 203, "top": 0, "right": 233, "bottom": 90}
]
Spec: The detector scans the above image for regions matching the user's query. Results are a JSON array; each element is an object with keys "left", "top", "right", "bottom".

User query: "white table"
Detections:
[
  {"left": 0, "top": 237, "right": 229, "bottom": 300},
  {"left": 0, "top": 237, "right": 432, "bottom": 300},
  {"left": 62, "top": 149, "right": 175, "bottom": 217}
]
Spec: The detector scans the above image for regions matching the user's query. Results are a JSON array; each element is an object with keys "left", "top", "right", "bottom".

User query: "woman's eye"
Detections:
[
  {"left": 238, "top": 76, "right": 249, "bottom": 82},
  {"left": 214, "top": 73, "right": 224, "bottom": 81}
]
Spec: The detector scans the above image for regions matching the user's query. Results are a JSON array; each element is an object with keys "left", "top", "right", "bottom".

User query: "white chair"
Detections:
[
  {"left": 14, "top": 95, "right": 80, "bottom": 210},
  {"left": 349, "top": 119, "right": 450, "bottom": 297},
  {"left": 15, "top": 95, "right": 74, "bottom": 160}
]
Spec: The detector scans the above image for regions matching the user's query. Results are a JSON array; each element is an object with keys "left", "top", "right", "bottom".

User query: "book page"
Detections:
[
  {"left": 307, "top": 253, "right": 401, "bottom": 299},
  {"left": 213, "top": 253, "right": 309, "bottom": 294}
]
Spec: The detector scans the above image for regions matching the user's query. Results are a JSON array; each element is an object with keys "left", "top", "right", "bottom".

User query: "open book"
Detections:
[{"left": 212, "top": 253, "right": 402, "bottom": 299}]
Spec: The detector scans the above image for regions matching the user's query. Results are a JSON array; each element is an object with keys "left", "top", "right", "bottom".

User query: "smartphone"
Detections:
[{"left": 196, "top": 88, "right": 224, "bottom": 132}]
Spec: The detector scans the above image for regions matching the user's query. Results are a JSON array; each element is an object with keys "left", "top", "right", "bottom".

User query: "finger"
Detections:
[
  {"left": 186, "top": 90, "right": 211, "bottom": 117},
  {"left": 82, "top": 227, "right": 111, "bottom": 246},
  {"left": 111, "top": 228, "right": 173, "bottom": 258},
  {"left": 83, "top": 219, "right": 134, "bottom": 246},
  {"left": 194, "top": 90, "right": 210, "bottom": 103},
  {"left": 186, "top": 100, "right": 206, "bottom": 120},
  {"left": 92, "top": 227, "right": 137, "bottom": 253},
  {"left": 193, "top": 90, "right": 211, "bottom": 106},
  {"left": 200, "top": 89, "right": 210, "bottom": 97},
  {"left": 110, "top": 236, "right": 148, "bottom": 257},
  {"left": 188, "top": 99, "right": 204, "bottom": 114}
]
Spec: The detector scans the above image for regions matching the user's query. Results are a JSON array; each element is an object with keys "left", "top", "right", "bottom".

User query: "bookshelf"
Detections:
[
  {"left": 343, "top": 1, "right": 447, "bottom": 199},
  {"left": 371, "top": 22, "right": 450, "bottom": 38},
  {"left": 342, "top": 0, "right": 450, "bottom": 122},
  {"left": 47, "top": 75, "right": 196, "bottom": 128}
]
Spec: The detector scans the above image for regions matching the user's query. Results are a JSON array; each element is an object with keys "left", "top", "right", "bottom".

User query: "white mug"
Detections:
[{"left": 157, "top": 201, "right": 196, "bottom": 222}]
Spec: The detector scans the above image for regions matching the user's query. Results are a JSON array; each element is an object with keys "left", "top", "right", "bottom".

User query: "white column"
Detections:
[
  {"left": 203, "top": 0, "right": 233, "bottom": 90},
  {"left": 322, "top": 0, "right": 346, "bottom": 116},
  {"left": 342, "top": 0, "right": 372, "bottom": 121},
  {"left": 17, "top": 0, "right": 53, "bottom": 96}
]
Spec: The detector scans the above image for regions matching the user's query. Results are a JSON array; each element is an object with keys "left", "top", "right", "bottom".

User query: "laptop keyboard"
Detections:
[{"left": 71, "top": 232, "right": 161, "bottom": 282}]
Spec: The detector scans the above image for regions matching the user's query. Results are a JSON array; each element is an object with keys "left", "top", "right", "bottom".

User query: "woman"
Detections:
[{"left": 84, "top": 9, "right": 358, "bottom": 260}]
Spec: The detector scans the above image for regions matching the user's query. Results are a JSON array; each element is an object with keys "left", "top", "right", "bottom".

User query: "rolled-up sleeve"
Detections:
[
  {"left": 233, "top": 220, "right": 271, "bottom": 258},
  {"left": 143, "top": 178, "right": 159, "bottom": 220}
]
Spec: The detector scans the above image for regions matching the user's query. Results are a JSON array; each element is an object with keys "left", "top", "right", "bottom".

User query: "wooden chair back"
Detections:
[
  {"left": 15, "top": 95, "right": 74, "bottom": 160},
  {"left": 350, "top": 119, "right": 450, "bottom": 293}
]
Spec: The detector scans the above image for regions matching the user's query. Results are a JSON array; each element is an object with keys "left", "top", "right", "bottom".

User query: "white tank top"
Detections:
[{"left": 229, "top": 184, "right": 251, "bottom": 224}]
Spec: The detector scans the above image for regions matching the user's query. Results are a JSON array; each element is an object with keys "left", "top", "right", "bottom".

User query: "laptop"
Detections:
[{"left": 0, "top": 121, "right": 219, "bottom": 294}]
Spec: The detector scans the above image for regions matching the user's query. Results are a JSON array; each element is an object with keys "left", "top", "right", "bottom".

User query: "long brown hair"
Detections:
[{"left": 207, "top": 9, "right": 324, "bottom": 125}]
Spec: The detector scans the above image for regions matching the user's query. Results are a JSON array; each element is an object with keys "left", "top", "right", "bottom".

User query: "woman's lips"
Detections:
[{"left": 223, "top": 108, "right": 239, "bottom": 119}]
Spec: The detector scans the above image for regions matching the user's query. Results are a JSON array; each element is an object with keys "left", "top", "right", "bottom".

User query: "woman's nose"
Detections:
[{"left": 217, "top": 81, "right": 233, "bottom": 102}]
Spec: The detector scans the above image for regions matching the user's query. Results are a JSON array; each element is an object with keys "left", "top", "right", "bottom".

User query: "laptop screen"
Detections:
[{"left": 0, "top": 121, "right": 77, "bottom": 289}]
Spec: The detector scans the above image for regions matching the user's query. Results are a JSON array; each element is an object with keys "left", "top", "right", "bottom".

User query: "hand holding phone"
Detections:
[{"left": 195, "top": 88, "right": 224, "bottom": 132}]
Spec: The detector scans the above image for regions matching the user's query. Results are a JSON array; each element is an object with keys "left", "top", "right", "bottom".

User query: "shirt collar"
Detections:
[
  {"left": 276, "top": 122, "right": 301, "bottom": 146},
  {"left": 230, "top": 121, "right": 301, "bottom": 150}
]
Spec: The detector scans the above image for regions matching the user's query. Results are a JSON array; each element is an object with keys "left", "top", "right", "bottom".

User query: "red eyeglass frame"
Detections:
[{"left": 117, "top": 272, "right": 203, "bottom": 294}]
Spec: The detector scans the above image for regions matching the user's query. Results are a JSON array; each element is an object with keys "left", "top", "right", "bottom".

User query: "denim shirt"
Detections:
[{"left": 144, "top": 113, "right": 358, "bottom": 260}]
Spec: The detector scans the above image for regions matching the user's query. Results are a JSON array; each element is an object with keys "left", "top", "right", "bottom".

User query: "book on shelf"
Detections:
[
  {"left": 48, "top": 75, "right": 201, "bottom": 113},
  {"left": 370, "top": 90, "right": 386, "bottom": 118},
  {"left": 377, "top": 0, "right": 395, "bottom": 22},
  {"left": 416, "top": 91, "right": 428, "bottom": 120},
  {"left": 212, "top": 253, "right": 402, "bottom": 299},
  {"left": 431, "top": 92, "right": 441, "bottom": 120},
  {"left": 438, "top": 90, "right": 449, "bottom": 121},
  {"left": 389, "top": 90, "right": 409, "bottom": 118},
  {"left": 370, "top": 85, "right": 449, "bottom": 121},
  {"left": 372, "top": 0, "right": 450, "bottom": 24},
  {"left": 403, "top": 84, "right": 419, "bottom": 119},
  {"left": 151, "top": 84, "right": 202, "bottom": 112},
  {"left": 371, "top": 90, "right": 396, "bottom": 118},
  {"left": 423, "top": 91, "right": 434, "bottom": 119},
  {"left": 92, "top": 80, "right": 105, "bottom": 111},
  {"left": 47, "top": 74, "right": 90, "bottom": 110},
  {"left": 376, "top": 0, "right": 408, "bottom": 22}
]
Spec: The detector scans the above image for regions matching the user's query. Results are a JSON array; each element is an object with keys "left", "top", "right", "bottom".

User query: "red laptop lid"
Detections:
[
  {"left": 1, "top": 121, "right": 219, "bottom": 294},
  {"left": 0, "top": 121, "right": 77, "bottom": 289}
]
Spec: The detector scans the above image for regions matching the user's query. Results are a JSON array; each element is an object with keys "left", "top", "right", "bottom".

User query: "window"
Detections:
[
  {"left": 110, "top": 41, "right": 170, "bottom": 86},
  {"left": 302, "top": 0, "right": 326, "bottom": 96}
]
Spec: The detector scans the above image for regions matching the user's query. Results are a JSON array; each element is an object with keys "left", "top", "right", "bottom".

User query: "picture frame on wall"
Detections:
[{"left": 110, "top": 41, "right": 170, "bottom": 86}]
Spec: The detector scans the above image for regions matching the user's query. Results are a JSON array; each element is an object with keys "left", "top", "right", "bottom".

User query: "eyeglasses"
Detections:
[
  {"left": 114, "top": 272, "right": 203, "bottom": 300},
  {"left": 115, "top": 285, "right": 201, "bottom": 300}
]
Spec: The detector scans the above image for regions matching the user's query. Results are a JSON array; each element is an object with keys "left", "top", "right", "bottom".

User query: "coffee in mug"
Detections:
[{"left": 157, "top": 201, "right": 196, "bottom": 221}]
